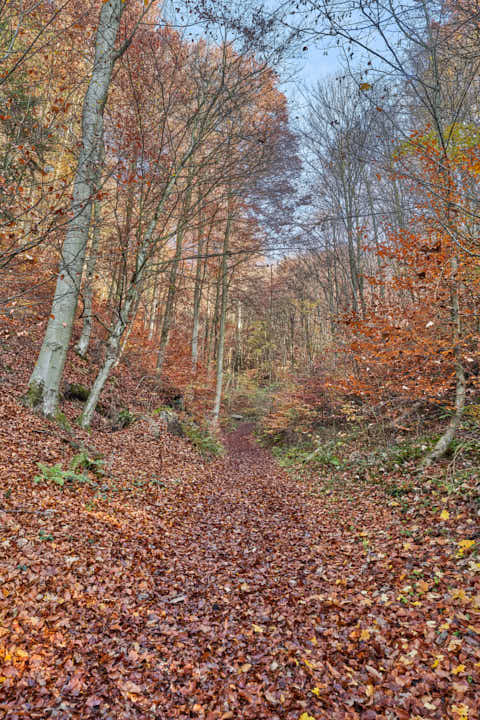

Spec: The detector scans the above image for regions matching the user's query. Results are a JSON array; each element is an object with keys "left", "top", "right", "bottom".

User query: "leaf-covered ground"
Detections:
[{"left": 0, "top": 325, "right": 479, "bottom": 719}]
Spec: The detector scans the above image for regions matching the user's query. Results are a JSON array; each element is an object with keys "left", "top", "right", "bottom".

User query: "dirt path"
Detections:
[{"left": 2, "top": 424, "right": 478, "bottom": 719}]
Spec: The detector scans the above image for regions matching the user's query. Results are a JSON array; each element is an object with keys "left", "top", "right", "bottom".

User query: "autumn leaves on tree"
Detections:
[
  {"left": 1, "top": 0, "right": 287, "bottom": 426},
  {"left": 1, "top": 0, "right": 480, "bottom": 459}
]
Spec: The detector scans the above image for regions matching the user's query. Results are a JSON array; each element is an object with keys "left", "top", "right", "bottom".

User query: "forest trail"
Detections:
[{"left": 2, "top": 417, "right": 479, "bottom": 719}]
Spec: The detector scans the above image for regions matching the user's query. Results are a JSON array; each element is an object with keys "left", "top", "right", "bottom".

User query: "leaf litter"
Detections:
[{"left": 0, "top": 325, "right": 479, "bottom": 719}]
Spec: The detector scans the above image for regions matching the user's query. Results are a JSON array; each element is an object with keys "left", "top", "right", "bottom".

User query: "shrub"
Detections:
[{"left": 181, "top": 420, "right": 224, "bottom": 458}]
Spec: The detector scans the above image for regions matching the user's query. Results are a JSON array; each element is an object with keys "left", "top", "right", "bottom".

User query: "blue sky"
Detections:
[{"left": 280, "top": 43, "right": 345, "bottom": 119}]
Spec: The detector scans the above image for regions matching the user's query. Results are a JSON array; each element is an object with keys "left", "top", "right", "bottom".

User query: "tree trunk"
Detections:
[
  {"left": 191, "top": 233, "right": 205, "bottom": 372},
  {"left": 80, "top": 246, "right": 150, "bottom": 428},
  {"left": 155, "top": 234, "right": 182, "bottom": 374},
  {"left": 156, "top": 183, "right": 193, "bottom": 374},
  {"left": 211, "top": 212, "right": 232, "bottom": 428},
  {"left": 423, "top": 253, "right": 466, "bottom": 467},
  {"left": 75, "top": 197, "right": 102, "bottom": 358},
  {"left": 148, "top": 271, "right": 161, "bottom": 341},
  {"left": 79, "top": 290, "right": 136, "bottom": 428},
  {"left": 26, "top": 0, "right": 125, "bottom": 417}
]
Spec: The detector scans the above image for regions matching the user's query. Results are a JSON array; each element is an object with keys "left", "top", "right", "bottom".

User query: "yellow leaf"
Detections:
[
  {"left": 457, "top": 539, "right": 475, "bottom": 556},
  {"left": 359, "top": 82, "right": 372, "bottom": 91},
  {"left": 365, "top": 683, "right": 374, "bottom": 697},
  {"left": 311, "top": 687, "right": 320, "bottom": 697},
  {"left": 310, "top": 636, "right": 317, "bottom": 646},
  {"left": 252, "top": 624, "right": 263, "bottom": 633},
  {"left": 360, "top": 629, "right": 370, "bottom": 641},
  {"left": 440, "top": 509, "right": 450, "bottom": 521},
  {"left": 451, "top": 704, "right": 469, "bottom": 720},
  {"left": 452, "top": 664, "right": 465, "bottom": 675},
  {"left": 451, "top": 588, "right": 469, "bottom": 603},
  {"left": 432, "top": 655, "right": 442, "bottom": 669},
  {"left": 15, "top": 648, "right": 28, "bottom": 659},
  {"left": 299, "top": 714, "right": 316, "bottom": 720}
]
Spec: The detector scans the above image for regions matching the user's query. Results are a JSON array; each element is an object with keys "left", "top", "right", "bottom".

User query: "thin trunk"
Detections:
[
  {"left": 191, "top": 233, "right": 205, "bottom": 372},
  {"left": 75, "top": 197, "right": 102, "bottom": 358},
  {"left": 26, "top": 0, "right": 125, "bottom": 417},
  {"left": 367, "top": 178, "right": 385, "bottom": 302},
  {"left": 80, "top": 284, "right": 138, "bottom": 428},
  {"left": 234, "top": 298, "right": 242, "bottom": 377},
  {"left": 156, "top": 185, "right": 193, "bottom": 374},
  {"left": 155, "top": 233, "right": 182, "bottom": 373},
  {"left": 424, "top": 153, "right": 466, "bottom": 466},
  {"left": 423, "top": 253, "right": 466, "bottom": 467},
  {"left": 211, "top": 213, "right": 231, "bottom": 428},
  {"left": 148, "top": 272, "right": 161, "bottom": 341},
  {"left": 203, "top": 287, "right": 211, "bottom": 364}
]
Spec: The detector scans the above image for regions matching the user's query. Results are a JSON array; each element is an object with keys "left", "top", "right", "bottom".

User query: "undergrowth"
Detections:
[
  {"left": 181, "top": 420, "right": 225, "bottom": 458},
  {"left": 34, "top": 452, "right": 106, "bottom": 488},
  {"left": 267, "top": 415, "right": 480, "bottom": 499}
]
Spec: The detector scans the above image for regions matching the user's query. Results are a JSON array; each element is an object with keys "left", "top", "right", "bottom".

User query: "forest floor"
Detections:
[{"left": 0, "top": 319, "right": 479, "bottom": 720}]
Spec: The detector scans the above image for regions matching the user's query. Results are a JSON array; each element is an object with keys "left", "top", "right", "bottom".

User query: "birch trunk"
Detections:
[{"left": 26, "top": 0, "right": 125, "bottom": 417}]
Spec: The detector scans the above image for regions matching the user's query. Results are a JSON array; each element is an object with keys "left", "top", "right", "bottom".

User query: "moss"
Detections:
[
  {"left": 54, "top": 410, "right": 71, "bottom": 432},
  {"left": 21, "top": 381, "right": 44, "bottom": 409},
  {"left": 116, "top": 408, "right": 135, "bottom": 429},
  {"left": 64, "top": 383, "right": 90, "bottom": 402}
]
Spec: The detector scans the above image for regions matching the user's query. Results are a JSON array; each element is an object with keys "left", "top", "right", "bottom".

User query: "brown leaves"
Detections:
[{"left": 1, "top": 326, "right": 479, "bottom": 719}]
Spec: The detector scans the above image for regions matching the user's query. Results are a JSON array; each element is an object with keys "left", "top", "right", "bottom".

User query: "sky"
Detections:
[{"left": 280, "top": 42, "right": 345, "bottom": 122}]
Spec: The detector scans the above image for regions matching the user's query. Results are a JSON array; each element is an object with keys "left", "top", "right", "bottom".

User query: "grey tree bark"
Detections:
[
  {"left": 156, "top": 179, "right": 194, "bottom": 375},
  {"left": 191, "top": 231, "right": 205, "bottom": 372},
  {"left": 211, "top": 209, "right": 232, "bottom": 427},
  {"left": 26, "top": 0, "right": 126, "bottom": 417},
  {"left": 75, "top": 197, "right": 102, "bottom": 358}
]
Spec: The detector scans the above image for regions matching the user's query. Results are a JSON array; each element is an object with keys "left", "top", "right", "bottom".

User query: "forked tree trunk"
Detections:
[
  {"left": 79, "top": 169, "right": 180, "bottom": 427},
  {"left": 26, "top": 0, "right": 126, "bottom": 417}
]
